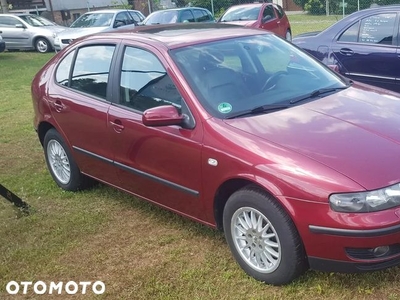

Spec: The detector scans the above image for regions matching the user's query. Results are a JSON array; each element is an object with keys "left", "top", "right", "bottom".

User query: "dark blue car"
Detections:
[{"left": 292, "top": 5, "right": 400, "bottom": 93}]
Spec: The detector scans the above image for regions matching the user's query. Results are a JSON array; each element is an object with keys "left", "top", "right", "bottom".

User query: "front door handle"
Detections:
[
  {"left": 339, "top": 48, "right": 354, "bottom": 56},
  {"left": 109, "top": 120, "right": 124, "bottom": 133}
]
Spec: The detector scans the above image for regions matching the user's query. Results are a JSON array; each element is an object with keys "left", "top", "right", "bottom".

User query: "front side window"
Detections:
[
  {"left": 70, "top": 45, "right": 115, "bottom": 99},
  {"left": 180, "top": 10, "right": 195, "bottom": 23},
  {"left": 172, "top": 34, "right": 346, "bottom": 118},
  {"left": 119, "top": 47, "right": 182, "bottom": 112},
  {"left": 263, "top": 5, "right": 275, "bottom": 21}
]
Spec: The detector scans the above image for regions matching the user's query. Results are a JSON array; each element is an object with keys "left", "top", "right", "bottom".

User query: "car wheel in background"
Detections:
[
  {"left": 223, "top": 185, "right": 308, "bottom": 285},
  {"left": 35, "top": 37, "right": 51, "bottom": 53},
  {"left": 285, "top": 30, "right": 292, "bottom": 41},
  {"left": 44, "top": 129, "right": 93, "bottom": 191}
]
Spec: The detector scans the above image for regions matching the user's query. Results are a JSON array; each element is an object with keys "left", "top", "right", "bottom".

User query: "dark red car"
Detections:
[
  {"left": 218, "top": 3, "right": 292, "bottom": 40},
  {"left": 32, "top": 23, "right": 400, "bottom": 285}
]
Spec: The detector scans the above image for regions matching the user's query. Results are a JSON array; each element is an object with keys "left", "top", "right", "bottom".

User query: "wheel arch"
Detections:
[
  {"left": 214, "top": 177, "right": 291, "bottom": 232},
  {"left": 38, "top": 121, "right": 55, "bottom": 146}
]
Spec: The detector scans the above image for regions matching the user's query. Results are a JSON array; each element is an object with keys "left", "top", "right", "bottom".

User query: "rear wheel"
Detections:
[
  {"left": 223, "top": 185, "right": 307, "bottom": 285},
  {"left": 44, "top": 129, "right": 93, "bottom": 191},
  {"left": 35, "top": 37, "right": 51, "bottom": 53}
]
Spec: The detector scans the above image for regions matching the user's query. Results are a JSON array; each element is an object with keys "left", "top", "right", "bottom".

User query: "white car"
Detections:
[
  {"left": 0, "top": 14, "right": 65, "bottom": 53},
  {"left": 54, "top": 9, "right": 145, "bottom": 51}
]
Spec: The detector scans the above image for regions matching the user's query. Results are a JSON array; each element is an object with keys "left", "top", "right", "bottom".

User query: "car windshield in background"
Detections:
[
  {"left": 70, "top": 13, "right": 114, "bottom": 28},
  {"left": 171, "top": 34, "right": 347, "bottom": 118},
  {"left": 220, "top": 7, "right": 260, "bottom": 22},
  {"left": 144, "top": 11, "right": 179, "bottom": 24},
  {"left": 19, "top": 15, "right": 54, "bottom": 26}
]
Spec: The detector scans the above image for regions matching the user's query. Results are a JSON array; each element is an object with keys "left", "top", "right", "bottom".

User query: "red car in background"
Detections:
[{"left": 218, "top": 3, "right": 292, "bottom": 40}]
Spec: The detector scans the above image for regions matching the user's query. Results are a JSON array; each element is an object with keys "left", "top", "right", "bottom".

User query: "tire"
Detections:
[
  {"left": 44, "top": 129, "right": 92, "bottom": 191},
  {"left": 223, "top": 185, "right": 307, "bottom": 285},
  {"left": 35, "top": 37, "right": 51, "bottom": 53},
  {"left": 285, "top": 30, "right": 292, "bottom": 42}
]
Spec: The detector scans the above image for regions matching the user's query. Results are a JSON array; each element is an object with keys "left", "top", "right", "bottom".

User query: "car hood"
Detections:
[
  {"left": 56, "top": 27, "right": 108, "bottom": 39},
  {"left": 224, "top": 85, "right": 400, "bottom": 190},
  {"left": 221, "top": 20, "right": 257, "bottom": 27}
]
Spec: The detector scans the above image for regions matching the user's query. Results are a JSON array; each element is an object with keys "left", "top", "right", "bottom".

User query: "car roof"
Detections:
[
  {"left": 148, "top": 7, "right": 210, "bottom": 13},
  {"left": 97, "top": 23, "right": 268, "bottom": 49},
  {"left": 82, "top": 9, "right": 141, "bottom": 14},
  {"left": 227, "top": 3, "right": 264, "bottom": 8}
]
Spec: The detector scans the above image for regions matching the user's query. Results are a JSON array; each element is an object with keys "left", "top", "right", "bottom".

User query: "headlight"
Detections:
[{"left": 329, "top": 183, "right": 400, "bottom": 213}]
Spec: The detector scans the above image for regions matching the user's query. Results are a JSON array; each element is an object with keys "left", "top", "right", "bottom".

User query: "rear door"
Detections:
[
  {"left": 330, "top": 12, "right": 400, "bottom": 92},
  {"left": 48, "top": 43, "right": 119, "bottom": 184}
]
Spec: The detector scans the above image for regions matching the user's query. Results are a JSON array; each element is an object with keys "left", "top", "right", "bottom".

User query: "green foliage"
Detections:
[{"left": 305, "top": 0, "right": 325, "bottom": 15}]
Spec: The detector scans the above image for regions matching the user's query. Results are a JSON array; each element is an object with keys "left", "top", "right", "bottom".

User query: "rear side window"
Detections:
[
  {"left": 0, "top": 16, "right": 22, "bottom": 27},
  {"left": 339, "top": 14, "right": 396, "bottom": 45},
  {"left": 70, "top": 45, "right": 115, "bottom": 99},
  {"left": 194, "top": 9, "right": 212, "bottom": 22},
  {"left": 55, "top": 50, "right": 76, "bottom": 86}
]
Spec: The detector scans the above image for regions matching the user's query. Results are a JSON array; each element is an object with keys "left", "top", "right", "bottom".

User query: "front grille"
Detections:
[{"left": 61, "top": 39, "right": 73, "bottom": 45}]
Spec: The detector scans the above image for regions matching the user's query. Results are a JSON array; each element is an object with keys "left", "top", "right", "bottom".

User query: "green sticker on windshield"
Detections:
[{"left": 218, "top": 102, "right": 232, "bottom": 114}]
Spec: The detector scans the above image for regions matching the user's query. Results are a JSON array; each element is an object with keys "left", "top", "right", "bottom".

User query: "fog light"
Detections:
[{"left": 372, "top": 246, "right": 390, "bottom": 257}]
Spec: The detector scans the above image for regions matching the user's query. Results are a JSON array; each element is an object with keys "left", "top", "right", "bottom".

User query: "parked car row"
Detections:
[{"left": 0, "top": 4, "right": 291, "bottom": 53}]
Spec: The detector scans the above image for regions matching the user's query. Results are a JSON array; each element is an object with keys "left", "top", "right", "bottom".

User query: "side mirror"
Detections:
[
  {"left": 113, "top": 20, "right": 126, "bottom": 28},
  {"left": 142, "top": 105, "right": 184, "bottom": 127}
]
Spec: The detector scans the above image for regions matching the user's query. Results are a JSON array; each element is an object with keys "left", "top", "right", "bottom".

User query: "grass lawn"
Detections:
[
  {"left": 1, "top": 24, "right": 400, "bottom": 299},
  {"left": 288, "top": 14, "right": 341, "bottom": 36}
]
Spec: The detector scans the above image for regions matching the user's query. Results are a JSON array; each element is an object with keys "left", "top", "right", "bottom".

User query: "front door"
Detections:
[{"left": 107, "top": 45, "right": 204, "bottom": 219}]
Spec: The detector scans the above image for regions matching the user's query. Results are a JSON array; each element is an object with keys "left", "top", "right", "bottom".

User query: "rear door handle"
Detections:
[
  {"left": 51, "top": 100, "right": 65, "bottom": 112},
  {"left": 109, "top": 120, "right": 124, "bottom": 133},
  {"left": 339, "top": 48, "right": 354, "bottom": 56}
]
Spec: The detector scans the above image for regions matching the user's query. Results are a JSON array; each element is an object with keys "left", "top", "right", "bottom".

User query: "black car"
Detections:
[
  {"left": 292, "top": 5, "right": 400, "bottom": 93},
  {"left": 142, "top": 7, "right": 214, "bottom": 25}
]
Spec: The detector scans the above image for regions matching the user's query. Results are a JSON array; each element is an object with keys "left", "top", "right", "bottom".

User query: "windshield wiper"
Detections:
[
  {"left": 226, "top": 104, "right": 290, "bottom": 119},
  {"left": 289, "top": 86, "right": 349, "bottom": 104}
]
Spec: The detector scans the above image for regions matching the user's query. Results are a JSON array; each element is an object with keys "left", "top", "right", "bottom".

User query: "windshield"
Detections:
[
  {"left": 220, "top": 6, "right": 260, "bottom": 22},
  {"left": 70, "top": 13, "right": 114, "bottom": 28},
  {"left": 171, "top": 34, "right": 347, "bottom": 118},
  {"left": 144, "top": 11, "right": 179, "bottom": 24},
  {"left": 19, "top": 15, "right": 55, "bottom": 27}
]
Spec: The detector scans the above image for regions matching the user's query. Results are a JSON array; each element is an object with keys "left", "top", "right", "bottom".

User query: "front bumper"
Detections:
[{"left": 282, "top": 196, "right": 400, "bottom": 273}]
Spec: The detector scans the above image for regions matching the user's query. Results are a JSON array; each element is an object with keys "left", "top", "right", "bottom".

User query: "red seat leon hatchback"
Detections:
[{"left": 32, "top": 23, "right": 400, "bottom": 285}]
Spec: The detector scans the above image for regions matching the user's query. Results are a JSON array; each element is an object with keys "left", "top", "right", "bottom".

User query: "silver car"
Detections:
[
  {"left": 54, "top": 9, "right": 145, "bottom": 51},
  {"left": 0, "top": 14, "right": 65, "bottom": 53}
]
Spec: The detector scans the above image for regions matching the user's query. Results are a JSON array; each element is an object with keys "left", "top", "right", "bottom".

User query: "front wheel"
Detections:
[
  {"left": 223, "top": 186, "right": 307, "bottom": 285},
  {"left": 35, "top": 37, "right": 51, "bottom": 53},
  {"left": 44, "top": 129, "right": 92, "bottom": 191}
]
